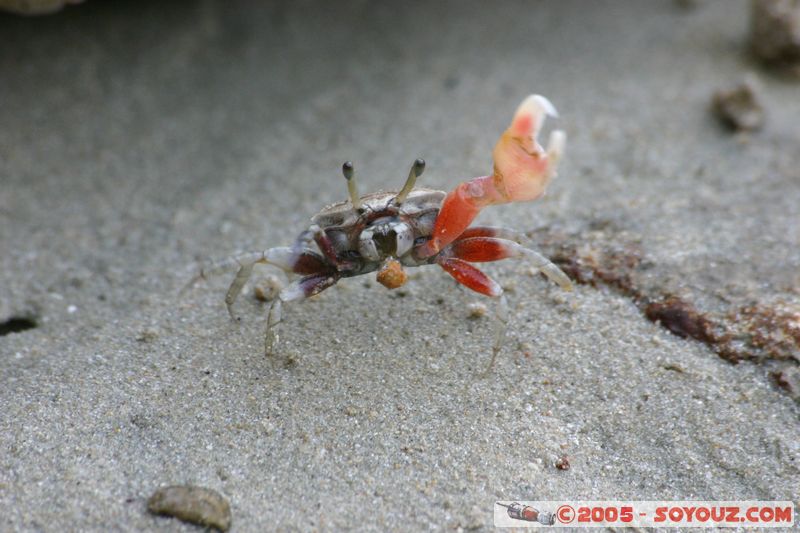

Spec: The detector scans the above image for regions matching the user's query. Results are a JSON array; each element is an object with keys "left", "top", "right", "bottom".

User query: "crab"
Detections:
[{"left": 194, "top": 95, "right": 573, "bottom": 367}]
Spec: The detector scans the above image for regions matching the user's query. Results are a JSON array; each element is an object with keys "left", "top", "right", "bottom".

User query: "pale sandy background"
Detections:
[{"left": 1, "top": 1, "right": 798, "bottom": 531}]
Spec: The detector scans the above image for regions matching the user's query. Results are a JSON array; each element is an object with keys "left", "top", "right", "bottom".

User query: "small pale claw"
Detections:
[
  {"left": 492, "top": 93, "right": 565, "bottom": 203},
  {"left": 417, "top": 94, "right": 566, "bottom": 258}
]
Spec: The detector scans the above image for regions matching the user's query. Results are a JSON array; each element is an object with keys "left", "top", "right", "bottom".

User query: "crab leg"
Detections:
[
  {"left": 435, "top": 256, "right": 510, "bottom": 370},
  {"left": 225, "top": 261, "right": 256, "bottom": 320},
  {"left": 294, "top": 225, "right": 340, "bottom": 267},
  {"left": 437, "top": 235, "right": 571, "bottom": 371},
  {"left": 294, "top": 223, "right": 359, "bottom": 273},
  {"left": 191, "top": 247, "right": 332, "bottom": 321},
  {"left": 280, "top": 272, "right": 340, "bottom": 301},
  {"left": 265, "top": 299, "right": 282, "bottom": 355},
  {"left": 192, "top": 247, "right": 327, "bottom": 282},
  {"left": 265, "top": 272, "right": 339, "bottom": 354},
  {"left": 437, "top": 257, "right": 503, "bottom": 297},
  {"left": 418, "top": 95, "right": 565, "bottom": 258},
  {"left": 488, "top": 294, "right": 509, "bottom": 372},
  {"left": 446, "top": 236, "right": 573, "bottom": 291},
  {"left": 228, "top": 248, "right": 335, "bottom": 320},
  {"left": 455, "top": 225, "right": 531, "bottom": 244}
]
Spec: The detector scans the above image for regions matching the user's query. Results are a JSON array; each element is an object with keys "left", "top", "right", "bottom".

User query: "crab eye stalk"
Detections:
[
  {"left": 395, "top": 158, "right": 426, "bottom": 205},
  {"left": 342, "top": 161, "right": 362, "bottom": 209}
]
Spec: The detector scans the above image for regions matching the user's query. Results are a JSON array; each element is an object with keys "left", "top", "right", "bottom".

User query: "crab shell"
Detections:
[{"left": 310, "top": 188, "right": 446, "bottom": 282}]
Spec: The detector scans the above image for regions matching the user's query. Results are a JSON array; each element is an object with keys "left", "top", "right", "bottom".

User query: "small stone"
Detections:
[
  {"left": 711, "top": 80, "right": 765, "bottom": 132},
  {"left": 662, "top": 362, "right": 686, "bottom": 373},
  {"left": 467, "top": 302, "right": 488, "bottom": 319},
  {"left": 147, "top": 485, "right": 231, "bottom": 532},
  {"left": 376, "top": 258, "right": 407, "bottom": 289},
  {"left": 501, "top": 279, "right": 517, "bottom": 293},
  {"left": 551, "top": 292, "right": 568, "bottom": 305},
  {"left": 136, "top": 329, "right": 158, "bottom": 343},
  {"left": 253, "top": 275, "right": 282, "bottom": 302},
  {"left": 651, "top": 334, "right": 663, "bottom": 346},
  {"left": 771, "top": 366, "right": 800, "bottom": 401},
  {"left": 751, "top": 0, "right": 800, "bottom": 73},
  {"left": 555, "top": 455, "right": 571, "bottom": 470}
]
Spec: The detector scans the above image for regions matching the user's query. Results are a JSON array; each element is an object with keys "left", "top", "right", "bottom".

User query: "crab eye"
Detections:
[
  {"left": 395, "top": 158, "right": 427, "bottom": 205},
  {"left": 341, "top": 161, "right": 361, "bottom": 209},
  {"left": 342, "top": 161, "right": 354, "bottom": 179}
]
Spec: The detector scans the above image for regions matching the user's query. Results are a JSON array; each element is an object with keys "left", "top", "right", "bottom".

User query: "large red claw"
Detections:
[{"left": 417, "top": 95, "right": 565, "bottom": 258}]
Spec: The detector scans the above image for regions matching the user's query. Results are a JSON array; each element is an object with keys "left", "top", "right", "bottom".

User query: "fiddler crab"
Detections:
[{"left": 193, "top": 95, "right": 573, "bottom": 368}]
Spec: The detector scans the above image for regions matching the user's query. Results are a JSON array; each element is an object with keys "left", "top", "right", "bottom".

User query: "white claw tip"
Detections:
[
  {"left": 516, "top": 94, "right": 558, "bottom": 119},
  {"left": 510, "top": 94, "right": 560, "bottom": 139},
  {"left": 531, "top": 94, "right": 558, "bottom": 118}
]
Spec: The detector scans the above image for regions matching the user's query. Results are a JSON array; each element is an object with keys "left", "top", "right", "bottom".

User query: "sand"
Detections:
[{"left": 1, "top": 1, "right": 798, "bottom": 530}]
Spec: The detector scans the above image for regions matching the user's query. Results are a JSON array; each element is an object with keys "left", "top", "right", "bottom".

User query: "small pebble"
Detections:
[
  {"left": 136, "top": 329, "right": 159, "bottom": 343},
  {"left": 253, "top": 275, "right": 282, "bottom": 302},
  {"left": 772, "top": 366, "right": 800, "bottom": 401},
  {"left": 467, "top": 302, "right": 488, "bottom": 319},
  {"left": 711, "top": 80, "right": 765, "bottom": 132},
  {"left": 751, "top": 0, "right": 800, "bottom": 73},
  {"left": 147, "top": 485, "right": 231, "bottom": 532},
  {"left": 376, "top": 258, "right": 408, "bottom": 290}
]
